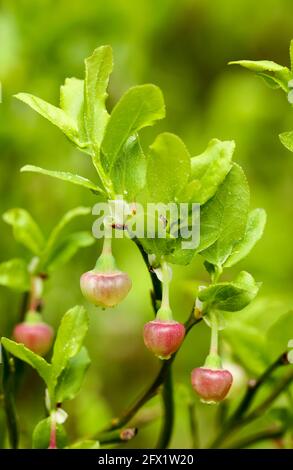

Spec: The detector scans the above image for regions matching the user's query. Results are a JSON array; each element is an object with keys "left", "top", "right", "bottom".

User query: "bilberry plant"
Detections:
[{"left": 1, "top": 44, "right": 292, "bottom": 450}]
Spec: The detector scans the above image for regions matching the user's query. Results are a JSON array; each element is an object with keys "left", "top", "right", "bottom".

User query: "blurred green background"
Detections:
[{"left": 1, "top": 0, "right": 293, "bottom": 448}]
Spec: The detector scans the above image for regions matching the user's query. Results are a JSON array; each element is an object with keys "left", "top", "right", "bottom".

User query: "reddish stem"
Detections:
[{"left": 48, "top": 417, "right": 57, "bottom": 449}]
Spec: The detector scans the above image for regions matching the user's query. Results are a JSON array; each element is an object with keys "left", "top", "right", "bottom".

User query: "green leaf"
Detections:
[
  {"left": 137, "top": 235, "right": 174, "bottom": 260},
  {"left": 279, "top": 131, "right": 293, "bottom": 152},
  {"left": 14, "top": 93, "right": 79, "bottom": 143},
  {"left": 147, "top": 132, "right": 190, "bottom": 202},
  {"left": 111, "top": 135, "right": 146, "bottom": 200},
  {"left": 195, "top": 206, "right": 222, "bottom": 253},
  {"left": 45, "top": 231, "right": 94, "bottom": 272},
  {"left": 165, "top": 214, "right": 200, "bottom": 265},
  {"left": 229, "top": 60, "right": 286, "bottom": 73},
  {"left": 0, "top": 258, "right": 30, "bottom": 292},
  {"left": 43, "top": 207, "right": 92, "bottom": 262},
  {"left": 257, "top": 72, "right": 287, "bottom": 90},
  {"left": 182, "top": 139, "right": 234, "bottom": 204},
  {"left": 199, "top": 164, "right": 250, "bottom": 266},
  {"left": 84, "top": 45, "right": 113, "bottom": 147},
  {"left": 32, "top": 418, "right": 67, "bottom": 449},
  {"left": 165, "top": 244, "right": 196, "bottom": 266},
  {"left": 101, "top": 84, "right": 165, "bottom": 170},
  {"left": 55, "top": 347, "right": 91, "bottom": 403},
  {"left": 60, "top": 77, "right": 88, "bottom": 146},
  {"left": 134, "top": 205, "right": 189, "bottom": 260},
  {"left": 266, "top": 311, "right": 293, "bottom": 360},
  {"left": 67, "top": 440, "right": 100, "bottom": 449},
  {"left": 49, "top": 306, "right": 89, "bottom": 397},
  {"left": 229, "top": 60, "right": 291, "bottom": 92},
  {"left": 21, "top": 165, "right": 104, "bottom": 195},
  {"left": 224, "top": 208, "right": 266, "bottom": 267},
  {"left": 1, "top": 338, "right": 51, "bottom": 385},
  {"left": 3, "top": 208, "right": 45, "bottom": 255},
  {"left": 199, "top": 271, "right": 259, "bottom": 312}
]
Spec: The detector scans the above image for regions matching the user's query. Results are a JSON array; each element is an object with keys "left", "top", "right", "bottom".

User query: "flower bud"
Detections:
[
  {"left": 143, "top": 319, "right": 185, "bottom": 360},
  {"left": 80, "top": 269, "right": 131, "bottom": 308},
  {"left": 80, "top": 247, "right": 132, "bottom": 308},
  {"left": 191, "top": 367, "right": 233, "bottom": 403},
  {"left": 13, "top": 312, "right": 54, "bottom": 356}
]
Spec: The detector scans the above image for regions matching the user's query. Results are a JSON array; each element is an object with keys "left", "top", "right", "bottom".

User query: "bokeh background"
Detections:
[{"left": 1, "top": 0, "right": 293, "bottom": 448}]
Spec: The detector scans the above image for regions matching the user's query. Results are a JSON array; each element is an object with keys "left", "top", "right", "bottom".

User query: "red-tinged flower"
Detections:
[
  {"left": 80, "top": 269, "right": 131, "bottom": 308},
  {"left": 143, "top": 319, "right": 185, "bottom": 360},
  {"left": 191, "top": 367, "right": 233, "bottom": 403},
  {"left": 13, "top": 314, "right": 54, "bottom": 356}
]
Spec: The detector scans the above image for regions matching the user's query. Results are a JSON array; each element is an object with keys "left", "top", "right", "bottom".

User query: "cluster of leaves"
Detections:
[
  {"left": 0, "top": 207, "right": 94, "bottom": 292},
  {"left": 1, "top": 306, "right": 94, "bottom": 449},
  {"left": 230, "top": 38, "right": 293, "bottom": 153},
  {"left": 15, "top": 45, "right": 267, "bottom": 317}
]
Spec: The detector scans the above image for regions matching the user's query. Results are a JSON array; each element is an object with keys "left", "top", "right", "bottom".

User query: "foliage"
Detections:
[{"left": 1, "top": 2, "right": 293, "bottom": 450}]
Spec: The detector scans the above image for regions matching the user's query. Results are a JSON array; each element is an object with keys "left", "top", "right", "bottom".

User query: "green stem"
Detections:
[
  {"left": 156, "top": 261, "right": 173, "bottom": 322},
  {"left": 241, "top": 368, "right": 293, "bottom": 425},
  {"left": 102, "top": 359, "right": 172, "bottom": 432},
  {"left": 1, "top": 349, "right": 19, "bottom": 449},
  {"left": 156, "top": 368, "right": 174, "bottom": 449},
  {"left": 203, "top": 312, "right": 221, "bottom": 369},
  {"left": 231, "top": 352, "right": 289, "bottom": 423},
  {"left": 161, "top": 261, "right": 170, "bottom": 311},
  {"left": 92, "top": 151, "right": 114, "bottom": 198},
  {"left": 209, "top": 312, "right": 218, "bottom": 356},
  {"left": 133, "top": 238, "right": 162, "bottom": 313},
  {"left": 188, "top": 401, "right": 200, "bottom": 448},
  {"left": 212, "top": 265, "right": 223, "bottom": 284},
  {"left": 101, "top": 218, "right": 113, "bottom": 256},
  {"left": 229, "top": 427, "right": 285, "bottom": 449}
]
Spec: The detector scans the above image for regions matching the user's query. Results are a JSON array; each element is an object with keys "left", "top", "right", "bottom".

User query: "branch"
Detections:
[
  {"left": 133, "top": 238, "right": 162, "bottom": 312},
  {"left": 156, "top": 367, "right": 174, "bottom": 449},
  {"left": 19, "top": 291, "right": 29, "bottom": 322},
  {"left": 231, "top": 352, "right": 289, "bottom": 423},
  {"left": 229, "top": 426, "right": 286, "bottom": 449},
  {"left": 1, "top": 349, "right": 19, "bottom": 449},
  {"left": 241, "top": 368, "right": 293, "bottom": 426},
  {"left": 188, "top": 401, "right": 200, "bottom": 448},
  {"left": 104, "top": 354, "right": 173, "bottom": 432}
]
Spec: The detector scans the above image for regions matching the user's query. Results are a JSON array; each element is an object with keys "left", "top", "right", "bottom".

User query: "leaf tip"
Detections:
[
  {"left": 20, "top": 165, "right": 30, "bottom": 173},
  {"left": 85, "top": 44, "right": 113, "bottom": 65}
]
